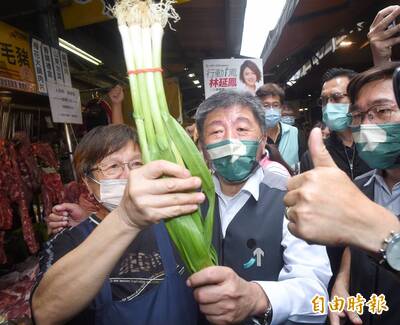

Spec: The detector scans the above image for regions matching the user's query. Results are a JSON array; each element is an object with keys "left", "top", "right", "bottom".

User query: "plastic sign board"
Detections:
[
  {"left": 51, "top": 47, "right": 64, "bottom": 85},
  {"left": 31, "top": 38, "right": 47, "bottom": 94},
  {"left": 203, "top": 58, "right": 263, "bottom": 98},
  {"left": 60, "top": 51, "right": 72, "bottom": 87},
  {"left": 41, "top": 44, "right": 55, "bottom": 84},
  {"left": 0, "top": 21, "right": 36, "bottom": 93},
  {"left": 47, "top": 82, "right": 82, "bottom": 124}
]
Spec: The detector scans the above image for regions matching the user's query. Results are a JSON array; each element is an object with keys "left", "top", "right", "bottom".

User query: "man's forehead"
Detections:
[
  {"left": 322, "top": 76, "right": 349, "bottom": 92},
  {"left": 205, "top": 105, "right": 255, "bottom": 123},
  {"left": 355, "top": 79, "right": 394, "bottom": 107},
  {"left": 261, "top": 95, "right": 280, "bottom": 102}
]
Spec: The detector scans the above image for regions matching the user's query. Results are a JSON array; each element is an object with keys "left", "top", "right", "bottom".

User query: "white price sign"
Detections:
[{"left": 47, "top": 82, "right": 82, "bottom": 124}]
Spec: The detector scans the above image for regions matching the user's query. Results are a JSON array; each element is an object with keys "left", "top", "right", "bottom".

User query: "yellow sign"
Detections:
[
  {"left": 60, "top": 0, "right": 112, "bottom": 30},
  {"left": 313, "top": 293, "right": 389, "bottom": 315},
  {"left": 0, "top": 21, "right": 36, "bottom": 93},
  {"left": 60, "top": 0, "right": 191, "bottom": 30}
]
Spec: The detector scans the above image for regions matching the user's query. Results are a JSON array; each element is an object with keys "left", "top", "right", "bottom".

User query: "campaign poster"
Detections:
[{"left": 203, "top": 58, "right": 263, "bottom": 98}]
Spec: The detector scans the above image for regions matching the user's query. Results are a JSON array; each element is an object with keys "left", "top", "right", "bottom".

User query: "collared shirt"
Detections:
[
  {"left": 213, "top": 167, "right": 332, "bottom": 325},
  {"left": 364, "top": 169, "right": 400, "bottom": 216}
]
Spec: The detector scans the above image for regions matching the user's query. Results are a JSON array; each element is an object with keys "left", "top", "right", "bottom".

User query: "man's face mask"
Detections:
[
  {"left": 89, "top": 177, "right": 127, "bottom": 211},
  {"left": 281, "top": 115, "right": 295, "bottom": 126},
  {"left": 206, "top": 139, "right": 260, "bottom": 183},
  {"left": 351, "top": 123, "right": 400, "bottom": 169},
  {"left": 264, "top": 108, "right": 281, "bottom": 129},
  {"left": 322, "top": 103, "right": 351, "bottom": 131}
]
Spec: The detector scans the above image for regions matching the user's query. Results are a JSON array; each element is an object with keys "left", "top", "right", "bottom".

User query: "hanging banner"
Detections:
[
  {"left": 51, "top": 47, "right": 64, "bottom": 84},
  {"left": 47, "top": 82, "right": 83, "bottom": 124},
  {"left": 41, "top": 44, "right": 55, "bottom": 84},
  {"left": 203, "top": 58, "right": 263, "bottom": 98},
  {"left": 60, "top": 51, "right": 72, "bottom": 87},
  {"left": 0, "top": 21, "right": 36, "bottom": 93},
  {"left": 31, "top": 38, "right": 47, "bottom": 94}
]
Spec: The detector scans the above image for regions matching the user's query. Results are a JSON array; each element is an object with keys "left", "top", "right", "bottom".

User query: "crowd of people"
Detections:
[{"left": 29, "top": 5, "right": 400, "bottom": 325}]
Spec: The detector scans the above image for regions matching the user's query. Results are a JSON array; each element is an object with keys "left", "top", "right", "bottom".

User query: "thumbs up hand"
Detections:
[{"left": 284, "top": 128, "right": 376, "bottom": 247}]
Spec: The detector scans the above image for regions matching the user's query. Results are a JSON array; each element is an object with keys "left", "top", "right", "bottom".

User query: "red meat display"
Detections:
[
  {"left": 31, "top": 142, "right": 59, "bottom": 169},
  {"left": 41, "top": 173, "right": 65, "bottom": 219}
]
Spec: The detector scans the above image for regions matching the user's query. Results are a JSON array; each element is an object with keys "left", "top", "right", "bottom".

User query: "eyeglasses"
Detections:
[
  {"left": 317, "top": 92, "right": 348, "bottom": 107},
  {"left": 90, "top": 160, "right": 143, "bottom": 178},
  {"left": 347, "top": 103, "right": 399, "bottom": 126}
]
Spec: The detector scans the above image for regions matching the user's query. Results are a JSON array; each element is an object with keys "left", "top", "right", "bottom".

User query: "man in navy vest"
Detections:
[
  {"left": 285, "top": 62, "right": 400, "bottom": 324},
  {"left": 188, "top": 90, "right": 332, "bottom": 325}
]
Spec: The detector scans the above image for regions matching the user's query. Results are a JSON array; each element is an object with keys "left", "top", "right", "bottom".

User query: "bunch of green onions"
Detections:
[{"left": 112, "top": 0, "right": 216, "bottom": 274}]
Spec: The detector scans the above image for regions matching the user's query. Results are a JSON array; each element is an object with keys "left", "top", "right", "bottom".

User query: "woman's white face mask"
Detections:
[{"left": 89, "top": 177, "right": 128, "bottom": 211}]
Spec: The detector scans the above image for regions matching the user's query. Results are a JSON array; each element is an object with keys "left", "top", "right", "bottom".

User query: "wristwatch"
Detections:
[
  {"left": 253, "top": 305, "right": 273, "bottom": 325},
  {"left": 379, "top": 231, "right": 400, "bottom": 272}
]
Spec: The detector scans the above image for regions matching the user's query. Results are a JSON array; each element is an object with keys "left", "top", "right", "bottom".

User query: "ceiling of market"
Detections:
[
  {"left": 0, "top": 0, "right": 246, "bottom": 118},
  {"left": 263, "top": 0, "right": 397, "bottom": 101},
  {"left": 1, "top": 0, "right": 398, "bottom": 120}
]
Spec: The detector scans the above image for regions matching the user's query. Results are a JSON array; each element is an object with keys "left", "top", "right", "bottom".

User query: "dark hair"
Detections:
[
  {"left": 321, "top": 68, "right": 357, "bottom": 85},
  {"left": 74, "top": 124, "right": 138, "bottom": 180},
  {"left": 255, "top": 83, "right": 285, "bottom": 103},
  {"left": 313, "top": 121, "right": 327, "bottom": 130},
  {"left": 347, "top": 62, "right": 400, "bottom": 104},
  {"left": 239, "top": 60, "right": 262, "bottom": 84},
  {"left": 195, "top": 89, "right": 266, "bottom": 141},
  {"left": 83, "top": 99, "right": 111, "bottom": 131}
]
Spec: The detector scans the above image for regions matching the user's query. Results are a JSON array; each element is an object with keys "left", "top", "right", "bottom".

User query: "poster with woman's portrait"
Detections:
[{"left": 203, "top": 58, "right": 263, "bottom": 98}]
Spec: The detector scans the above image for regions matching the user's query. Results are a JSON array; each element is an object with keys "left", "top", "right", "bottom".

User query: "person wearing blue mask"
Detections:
[
  {"left": 328, "top": 62, "right": 400, "bottom": 325},
  {"left": 256, "top": 83, "right": 306, "bottom": 170},
  {"left": 300, "top": 68, "right": 371, "bottom": 180},
  {"left": 300, "top": 68, "right": 372, "bottom": 297},
  {"left": 189, "top": 90, "right": 331, "bottom": 325}
]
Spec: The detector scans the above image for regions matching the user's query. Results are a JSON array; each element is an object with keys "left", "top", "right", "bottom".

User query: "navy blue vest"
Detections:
[
  {"left": 212, "top": 181, "right": 285, "bottom": 281},
  {"left": 350, "top": 173, "right": 400, "bottom": 325}
]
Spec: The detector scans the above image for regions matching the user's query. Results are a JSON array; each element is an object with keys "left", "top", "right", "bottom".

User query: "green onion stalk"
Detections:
[{"left": 112, "top": 0, "right": 217, "bottom": 274}]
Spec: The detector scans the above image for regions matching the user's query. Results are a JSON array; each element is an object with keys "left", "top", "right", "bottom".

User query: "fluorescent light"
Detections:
[
  {"left": 197, "top": 85, "right": 202, "bottom": 88},
  {"left": 299, "top": 108, "right": 304, "bottom": 112},
  {"left": 193, "top": 80, "right": 200, "bottom": 85},
  {"left": 304, "top": 108, "right": 309, "bottom": 111},
  {"left": 240, "top": 0, "right": 286, "bottom": 58},
  {"left": 339, "top": 41, "right": 353, "bottom": 47},
  {"left": 59, "top": 38, "right": 102, "bottom": 65},
  {"left": 188, "top": 73, "right": 195, "bottom": 78},
  {"left": 308, "top": 94, "right": 312, "bottom": 97}
]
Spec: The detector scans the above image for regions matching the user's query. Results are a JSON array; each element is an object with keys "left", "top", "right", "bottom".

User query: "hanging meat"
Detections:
[
  {"left": 31, "top": 142, "right": 59, "bottom": 169},
  {"left": 12, "top": 132, "right": 41, "bottom": 193},
  {"left": 41, "top": 173, "right": 65, "bottom": 220},
  {"left": 64, "top": 181, "right": 87, "bottom": 204},
  {"left": 7, "top": 142, "right": 39, "bottom": 255}
]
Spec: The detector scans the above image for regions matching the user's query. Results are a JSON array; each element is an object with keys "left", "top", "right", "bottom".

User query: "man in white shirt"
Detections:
[{"left": 187, "top": 90, "right": 332, "bottom": 325}]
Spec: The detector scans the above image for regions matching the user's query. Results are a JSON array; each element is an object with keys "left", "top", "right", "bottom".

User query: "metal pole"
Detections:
[{"left": 64, "top": 123, "right": 77, "bottom": 180}]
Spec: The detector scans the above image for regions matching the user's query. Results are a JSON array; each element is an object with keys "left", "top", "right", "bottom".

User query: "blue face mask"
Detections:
[
  {"left": 206, "top": 139, "right": 260, "bottom": 183},
  {"left": 322, "top": 103, "right": 351, "bottom": 131},
  {"left": 264, "top": 108, "right": 281, "bottom": 129},
  {"left": 281, "top": 115, "right": 295, "bottom": 125}
]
